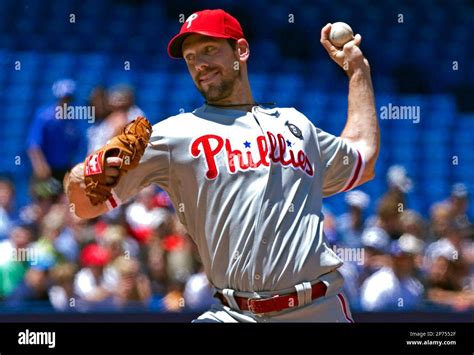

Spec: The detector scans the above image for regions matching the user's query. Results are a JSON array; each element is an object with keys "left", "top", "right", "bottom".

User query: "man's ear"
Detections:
[{"left": 236, "top": 39, "right": 250, "bottom": 62}]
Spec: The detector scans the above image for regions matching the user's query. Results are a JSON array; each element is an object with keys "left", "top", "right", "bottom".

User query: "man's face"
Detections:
[
  {"left": 452, "top": 196, "right": 468, "bottom": 213},
  {"left": 0, "top": 182, "right": 13, "bottom": 207},
  {"left": 392, "top": 253, "right": 415, "bottom": 276},
  {"left": 182, "top": 35, "right": 240, "bottom": 102},
  {"left": 11, "top": 226, "right": 32, "bottom": 248}
]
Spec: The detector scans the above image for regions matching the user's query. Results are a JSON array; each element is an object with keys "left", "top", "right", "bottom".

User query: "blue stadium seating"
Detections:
[{"left": 0, "top": 0, "right": 472, "bottom": 213}]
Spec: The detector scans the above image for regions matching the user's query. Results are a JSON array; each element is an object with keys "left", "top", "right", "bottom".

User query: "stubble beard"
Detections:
[{"left": 198, "top": 68, "right": 241, "bottom": 103}]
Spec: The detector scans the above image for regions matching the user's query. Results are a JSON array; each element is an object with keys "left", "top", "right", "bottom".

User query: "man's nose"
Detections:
[{"left": 194, "top": 55, "right": 209, "bottom": 72}]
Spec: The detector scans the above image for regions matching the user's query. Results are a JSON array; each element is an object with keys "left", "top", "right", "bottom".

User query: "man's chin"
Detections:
[
  {"left": 200, "top": 83, "right": 218, "bottom": 94},
  {"left": 200, "top": 88, "right": 224, "bottom": 102},
  {"left": 198, "top": 79, "right": 236, "bottom": 103}
]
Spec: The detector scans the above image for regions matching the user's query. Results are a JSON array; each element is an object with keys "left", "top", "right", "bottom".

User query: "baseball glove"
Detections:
[{"left": 84, "top": 116, "right": 152, "bottom": 205}]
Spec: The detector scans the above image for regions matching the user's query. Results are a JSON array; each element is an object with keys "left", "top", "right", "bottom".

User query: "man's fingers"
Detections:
[
  {"left": 105, "top": 166, "right": 120, "bottom": 177},
  {"left": 105, "top": 176, "right": 117, "bottom": 185},
  {"left": 105, "top": 167, "right": 120, "bottom": 185},
  {"left": 106, "top": 157, "right": 122, "bottom": 167},
  {"left": 343, "top": 34, "right": 362, "bottom": 51},
  {"left": 353, "top": 34, "right": 362, "bottom": 46},
  {"left": 320, "top": 23, "right": 331, "bottom": 41},
  {"left": 103, "top": 157, "right": 122, "bottom": 185},
  {"left": 320, "top": 23, "right": 339, "bottom": 57}
]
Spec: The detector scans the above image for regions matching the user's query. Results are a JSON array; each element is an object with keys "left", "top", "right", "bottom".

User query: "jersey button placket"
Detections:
[{"left": 250, "top": 108, "right": 269, "bottom": 289}]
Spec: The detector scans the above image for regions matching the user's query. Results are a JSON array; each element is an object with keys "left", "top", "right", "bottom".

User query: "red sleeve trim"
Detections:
[
  {"left": 341, "top": 150, "right": 364, "bottom": 192},
  {"left": 105, "top": 189, "right": 121, "bottom": 210}
]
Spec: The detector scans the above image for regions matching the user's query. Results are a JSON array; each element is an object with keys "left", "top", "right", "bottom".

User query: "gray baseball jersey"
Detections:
[{"left": 107, "top": 104, "right": 365, "bottom": 294}]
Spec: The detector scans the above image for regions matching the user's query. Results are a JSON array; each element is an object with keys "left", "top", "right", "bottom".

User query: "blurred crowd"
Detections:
[
  {"left": 0, "top": 79, "right": 214, "bottom": 313},
  {"left": 326, "top": 167, "right": 474, "bottom": 312},
  {"left": 0, "top": 180, "right": 214, "bottom": 312},
  {"left": 0, "top": 79, "right": 472, "bottom": 313}
]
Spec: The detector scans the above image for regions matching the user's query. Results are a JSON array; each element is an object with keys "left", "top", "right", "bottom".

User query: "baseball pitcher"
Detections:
[{"left": 64, "top": 9, "right": 380, "bottom": 322}]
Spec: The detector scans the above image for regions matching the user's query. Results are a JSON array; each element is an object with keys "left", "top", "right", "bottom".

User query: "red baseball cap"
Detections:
[
  {"left": 167, "top": 9, "right": 245, "bottom": 59},
  {"left": 80, "top": 244, "right": 110, "bottom": 267}
]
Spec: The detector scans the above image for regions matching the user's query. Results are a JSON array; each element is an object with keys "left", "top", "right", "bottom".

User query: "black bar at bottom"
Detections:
[{"left": 0, "top": 322, "right": 472, "bottom": 353}]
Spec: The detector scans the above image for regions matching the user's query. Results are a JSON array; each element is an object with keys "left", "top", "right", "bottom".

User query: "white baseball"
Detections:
[{"left": 329, "top": 22, "right": 354, "bottom": 48}]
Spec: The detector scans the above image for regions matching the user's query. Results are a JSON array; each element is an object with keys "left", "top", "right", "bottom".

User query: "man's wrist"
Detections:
[
  {"left": 347, "top": 64, "right": 371, "bottom": 79},
  {"left": 346, "top": 57, "right": 370, "bottom": 77}
]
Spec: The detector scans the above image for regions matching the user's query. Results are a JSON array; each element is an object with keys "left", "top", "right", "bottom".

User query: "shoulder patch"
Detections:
[{"left": 285, "top": 121, "right": 304, "bottom": 139}]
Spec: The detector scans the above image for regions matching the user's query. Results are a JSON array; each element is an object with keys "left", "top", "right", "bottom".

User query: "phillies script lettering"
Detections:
[{"left": 190, "top": 132, "right": 314, "bottom": 179}]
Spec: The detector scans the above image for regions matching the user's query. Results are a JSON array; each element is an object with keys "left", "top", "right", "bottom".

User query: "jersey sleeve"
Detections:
[
  {"left": 105, "top": 127, "right": 170, "bottom": 210},
  {"left": 317, "top": 128, "right": 365, "bottom": 197}
]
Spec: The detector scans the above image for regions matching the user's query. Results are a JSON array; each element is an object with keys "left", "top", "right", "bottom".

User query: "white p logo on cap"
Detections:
[{"left": 186, "top": 13, "right": 198, "bottom": 28}]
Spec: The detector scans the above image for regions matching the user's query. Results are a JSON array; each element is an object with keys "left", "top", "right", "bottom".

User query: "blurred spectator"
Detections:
[
  {"left": 399, "top": 232, "right": 426, "bottom": 271},
  {"left": 30, "top": 175, "right": 63, "bottom": 203},
  {"left": 48, "top": 263, "right": 79, "bottom": 311},
  {"left": 101, "top": 224, "right": 139, "bottom": 260},
  {"left": 0, "top": 178, "right": 15, "bottom": 240},
  {"left": 424, "top": 212, "right": 474, "bottom": 310},
  {"left": 429, "top": 202, "right": 453, "bottom": 240},
  {"left": 18, "top": 183, "right": 61, "bottom": 230},
  {"left": 400, "top": 211, "right": 427, "bottom": 268},
  {"left": 361, "top": 227, "right": 390, "bottom": 270},
  {"left": 109, "top": 256, "right": 151, "bottom": 309},
  {"left": 387, "top": 165, "right": 413, "bottom": 197},
  {"left": 99, "top": 224, "right": 141, "bottom": 293},
  {"left": 74, "top": 244, "right": 111, "bottom": 302},
  {"left": 162, "top": 282, "right": 186, "bottom": 312},
  {"left": 0, "top": 225, "right": 34, "bottom": 262},
  {"left": 400, "top": 210, "right": 427, "bottom": 240},
  {"left": 87, "top": 84, "right": 145, "bottom": 153},
  {"left": 427, "top": 280, "right": 474, "bottom": 311},
  {"left": 360, "top": 235, "right": 425, "bottom": 311},
  {"left": 425, "top": 232, "right": 473, "bottom": 311},
  {"left": 424, "top": 217, "right": 471, "bottom": 277},
  {"left": 337, "top": 190, "right": 370, "bottom": 248},
  {"left": 85, "top": 86, "right": 110, "bottom": 154},
  {"left": 359, "top": 227, "right": 391, "bottom": 282},
  {"left": 35, "top": 203, "right": 78, "bottom": 264},
  {"left": 365, "top": 165, "right": 413, "bottom": 239},
  {"left": 425, "top": 240, "right": 465, "bottom": 291},
  {"left": 447, "top": 183, "right": 470, "bottom": 222},
  {"left": 108, "top": 84, "right": 144, "bottom": 122},
  {"left": 5, "top": 259, "right": 54, "bottom": 310},
  {"left": 89, "top": 86, "right": 111, "bottom": 120},
  {"left": 27, "top": 79, "right": 83, "bottom": 182},
  {"left": 66, "top": 212, "right": 96, "bottom": 246},
  {"left": 0, "top": 225, "right": 34, "bottom": 298},
  {"left": 332, "top": 192, "right": 371, "bottom": 307},
  {"left": 146, "top": 236, "right": 187, "bottom": 312},
  {"left": 147, "top": 238, "right": 169, "bottom": 299},
  {"left": 125, "top": 186, "right": 172, "bottom": 244},
  {"left": 183, "top": 267, "right": 214, "bottom": 311},
  {"left": 163, "top": 234, "right": 194, "bottom": 284},
  {"left": 374, "top": 191, "right": 404, "bottom": 240},
  {"left": 162, "top": 224, "right": 195, "bottom": 284}
]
